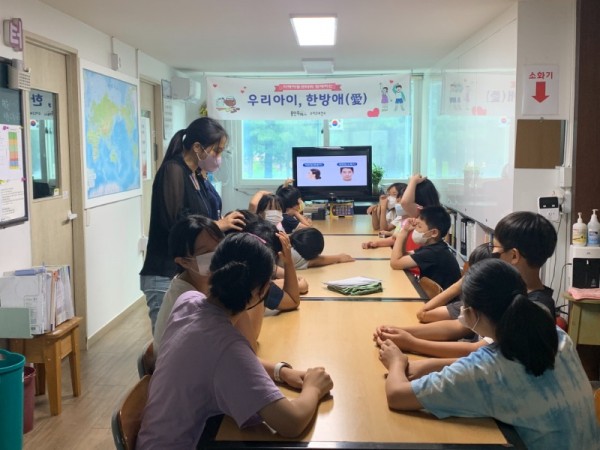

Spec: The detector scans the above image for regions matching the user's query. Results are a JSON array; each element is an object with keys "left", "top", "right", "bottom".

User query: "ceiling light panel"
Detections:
[{"left": 291, "top": 16, "right": 337, "bottom": 46}]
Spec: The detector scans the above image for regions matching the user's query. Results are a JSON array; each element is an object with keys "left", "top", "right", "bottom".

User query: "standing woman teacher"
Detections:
[{"left": 140, "top": 117, "right": 244, "bottom": 331}]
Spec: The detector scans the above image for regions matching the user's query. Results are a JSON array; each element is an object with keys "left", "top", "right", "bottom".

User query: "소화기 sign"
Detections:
[{"left": 521, "top": 65, "right": 559, "bottom": 116}]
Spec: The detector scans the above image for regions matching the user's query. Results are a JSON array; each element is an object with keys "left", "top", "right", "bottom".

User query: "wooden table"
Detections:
[
  {"left": 205, "top": 301, "right": 518, "bottom": 449},
  {"left": 8, "top": 316, "right": 82, "bottom": 415},
  {"left": 565, "top": 294, "right": 600, "bottom": 346},
  {"left": 313, "top": 215, "right": 375, "bottom": 235},
  {"left": 300, "top": 260, "right": 423, "bottom": 300},
  {"left": 323, "top": 235, "right": 393, "bottom": 260}
]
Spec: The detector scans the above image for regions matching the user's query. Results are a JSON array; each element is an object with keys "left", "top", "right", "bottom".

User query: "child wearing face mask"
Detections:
[
  {"left": 153, "top": 214, "right": 225, "bottom": 355},
  {"left": 374, "top": 211, "right": 558, "bottom": 363},
  {"left": 389, "top": 206, "right": 460, "bottom": 289},
  {"left": 366, "top": 182, "right": 407, "bottom": 233},
  {"left": 254, "top": 193, "right": 285, "bottom": 232},
  {"left": 376, "top": 259, "right": 599, "bottom": 450}
]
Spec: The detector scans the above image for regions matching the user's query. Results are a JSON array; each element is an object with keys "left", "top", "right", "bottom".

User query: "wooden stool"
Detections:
[{"left": 8, "top": 316, "right": 82, "bottom": 415}]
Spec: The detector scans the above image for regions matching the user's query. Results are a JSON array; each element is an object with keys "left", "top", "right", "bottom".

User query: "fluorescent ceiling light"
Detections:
[
  {"left": 291, "top": 15, "right": 337, "bottom": 46},
  {"left": 302, "top": 59, "right": 334, "bottom": 74}
]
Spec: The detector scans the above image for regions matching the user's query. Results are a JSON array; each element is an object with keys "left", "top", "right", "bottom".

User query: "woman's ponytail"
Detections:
[
  {"left": 496, "top": 293, "right": 558, "bottom": 376},
  {"left": 163, "top": 129, "right": 187, "bottom": 161}
]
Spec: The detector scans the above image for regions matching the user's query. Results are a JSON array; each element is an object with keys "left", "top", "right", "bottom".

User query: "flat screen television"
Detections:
[{"left": 292, "top": 146, "right": 372, "bottom": 201}]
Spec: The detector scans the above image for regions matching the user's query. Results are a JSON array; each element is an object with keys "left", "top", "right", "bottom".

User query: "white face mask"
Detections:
[
  {"left": 264, "top": 210, "right": 283, "bottom": 225},
  {"left": 394, "top": 204, "right": 406, "bottom": 217},
  {"left": 411, "top": 229, "right": 431, "bottom": 245},
  {"left": 457, "top": 306, "right": 480, "bottom": 332},
  {"left": 195, "top": 251, "right": 215, "bottom": 276},
  {"left": 387, "top": 196, "right": 397, "bottom": 209}
]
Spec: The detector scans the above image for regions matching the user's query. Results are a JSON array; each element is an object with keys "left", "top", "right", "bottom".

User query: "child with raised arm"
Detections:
[
  {"left": 138, "top": 233, "right": 334, "bottom": 449},
  {"left": 362, "top": 174, "right": 439, "bottom": 249},
  {"left": 377, "top": 258, "right": 599, "bottom": 450},
  {"left": 389, "top": 206, "right": 461, "bottom": 289},
  {"left": 366, "top": 182, "right": 407, "bottom": 233},
  {"left": 374, "top": 211, "right": 558, "bottom": 359},
  {"left": 276, "top": 184, "right": 311, "bottom": 233}
]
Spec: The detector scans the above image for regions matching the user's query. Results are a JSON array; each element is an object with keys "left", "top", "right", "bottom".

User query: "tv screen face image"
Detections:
[
  {"left": 295, "top": 154, "right": 368, "bottom": 187},
  {"left": 292, "top": 146, "right": 372, "bottom": 200}
]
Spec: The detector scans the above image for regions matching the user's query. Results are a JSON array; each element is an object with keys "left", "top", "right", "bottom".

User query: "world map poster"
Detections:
[{"left": 82, "top": 66, "right": 140, "bottom": 207}]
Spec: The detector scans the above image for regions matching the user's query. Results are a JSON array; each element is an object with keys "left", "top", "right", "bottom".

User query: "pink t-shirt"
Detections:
[{"left": 137, "top": 292, "right": 284, "bottom": 449}]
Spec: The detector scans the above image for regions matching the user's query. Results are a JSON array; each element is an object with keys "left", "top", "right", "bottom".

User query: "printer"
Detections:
[{"left": 569, "top": 246, "right": 600, "bottom": 289}]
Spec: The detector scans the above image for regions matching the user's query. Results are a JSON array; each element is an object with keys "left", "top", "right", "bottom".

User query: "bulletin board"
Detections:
[{"left": 0, "top": 61, "right": 27, "bottom": 228}]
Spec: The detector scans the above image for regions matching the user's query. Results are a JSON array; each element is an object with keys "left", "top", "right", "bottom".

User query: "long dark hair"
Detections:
[
  {"left": 461, "top": 259, "right": 558, "bottom": 376},
  {"left": 163, "top": 117, "right": 227, "bottom": 162},
  {"left": 414, "top": 179, "right": 440, "bottom": 207},
  {"left": 209, "top": 233, "right": 275, "bottom": 314}
]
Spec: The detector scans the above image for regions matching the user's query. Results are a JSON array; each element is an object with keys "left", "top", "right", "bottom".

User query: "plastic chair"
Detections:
[
  {"left": 112, "top": 375, "right": 151, "bottom": 450},
  {"left": 418, "top": 277, "right": 443, "bottom": 300},
  {"left": 136, "top": 341, "right": 155, "bottom": 378}
]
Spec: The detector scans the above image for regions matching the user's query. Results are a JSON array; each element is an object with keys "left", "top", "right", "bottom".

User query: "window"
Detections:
[
  {"left": 29, "top": 89, "right": 60, "bottom": 199},
  {"left": 426, "top": 77, "right": 513, "bottom": 179},
  {"left": 241, "top": 120, "right": 321, "bottom": 180}
]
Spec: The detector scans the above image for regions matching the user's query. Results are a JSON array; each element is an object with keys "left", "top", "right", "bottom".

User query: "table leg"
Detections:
[
  {"left": 44, "top": 340, "right": 62, "bottom": 416},
  {"left": 69, "top": 326, "right": 82, "bottom": 396},
  {"left": 34, "top": 363, "right": 46, "bottom": 395},
  {"left": 568, "top": 303, "right": 582, "bottom": 345}
]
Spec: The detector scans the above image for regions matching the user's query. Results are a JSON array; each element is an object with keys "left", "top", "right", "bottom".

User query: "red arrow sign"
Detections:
[{"left": 532, "top": 81, "right": 549, "bottom": 103}]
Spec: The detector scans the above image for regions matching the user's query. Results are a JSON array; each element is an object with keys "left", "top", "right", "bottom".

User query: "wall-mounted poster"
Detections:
[
  {"left": 0, "top": 85, "right": 27, "bottom": 228},
  {"left": 81, "top": 61, "right": 141, "bottom": 208}
]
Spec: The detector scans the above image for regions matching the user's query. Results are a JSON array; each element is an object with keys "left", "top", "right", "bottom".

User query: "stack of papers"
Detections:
[
  {"left": 0, "top": 265, "right": 75, "bottom": 336},
  {"left": 324, "top": 276, "right": 383, "bottom": 296}
]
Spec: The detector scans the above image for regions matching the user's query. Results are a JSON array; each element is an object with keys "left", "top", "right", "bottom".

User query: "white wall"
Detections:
[
  {"left": 514, "top": 0, "right": 576, "bottom": 296},
  {"left": 0, "top": 0, "right": 186, "bottom": 338}
]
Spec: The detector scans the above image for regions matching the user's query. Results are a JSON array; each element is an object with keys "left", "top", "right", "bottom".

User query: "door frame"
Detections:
[{"left": 24, "top": 32, "right": 88, "bottom": 347}]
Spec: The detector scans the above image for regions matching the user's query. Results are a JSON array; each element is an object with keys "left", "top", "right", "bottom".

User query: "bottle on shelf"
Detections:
[
  {"left": 572, "top": 212, "right": 587, "bottom": 247},
  {"left": 587, "top": 209, "right": 600, "bottom": 247}
]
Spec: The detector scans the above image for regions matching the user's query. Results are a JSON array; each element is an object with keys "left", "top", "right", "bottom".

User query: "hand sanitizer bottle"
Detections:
[
  {"left": 587, "top": 209, "right": 600, "bottom": 247},
  {"left": 572, "top": 212, "right": 587, "bottom": 246}
]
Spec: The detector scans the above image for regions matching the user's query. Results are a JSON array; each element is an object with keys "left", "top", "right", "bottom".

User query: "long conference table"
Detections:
[{"left": 200, "top": 215, "right": 524, "bottom": 449}]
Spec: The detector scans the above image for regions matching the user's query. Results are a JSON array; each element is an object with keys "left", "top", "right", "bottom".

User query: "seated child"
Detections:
[
  {"left": 248, "top": 189, "right": 273, "bottom": 213},
  {"left": 366, "top": 182, "right": 407, "bottom": 233},
  {"left": 377, "top": 258, "right": 599, "bottom": 450},
  {"left": 255, "top": 193, "right": 285, "bottom": 231},
  {"left": 138, "top": 233, "right": 334, "bottom": 448},
  {"left": 276, "top": 184, "right": 311, "bottom": 233},
  {"left": 389, "top": 206, "right": 461, "bottom": 290},
  {"left": 244, "top": 219, "right": 309, "bottom": 307},
  {"left": 288, "top": 228, "right": 354, "bottom": 269},
  {"left": 374, "top": 211, "right": 558, "bottom": 360},
  {"left": 362, "top": 174, "right": 440, "bottom": 249},
  {"left": 416, "top": 243, "right": 492, "bottom": 323}
]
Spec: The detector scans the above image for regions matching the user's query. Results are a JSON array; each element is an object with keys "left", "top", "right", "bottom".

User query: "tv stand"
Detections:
[{"left": 305, "top": 197, "right": 378, "bottom": 215}]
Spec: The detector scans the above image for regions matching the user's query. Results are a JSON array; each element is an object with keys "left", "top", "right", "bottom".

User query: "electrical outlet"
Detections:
[{"left": 538, "top": 196, "right": 560, "bottom": 222}]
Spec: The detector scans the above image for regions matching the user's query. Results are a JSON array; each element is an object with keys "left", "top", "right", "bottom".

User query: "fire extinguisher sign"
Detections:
[{"left": 521, "top": 64, "right": 559, "bottom": 116}]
